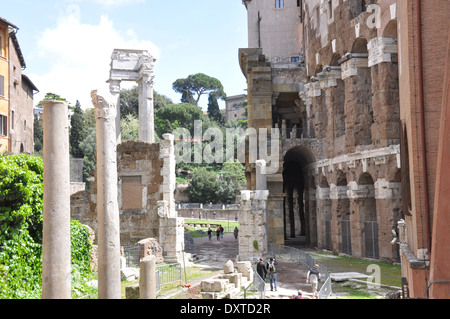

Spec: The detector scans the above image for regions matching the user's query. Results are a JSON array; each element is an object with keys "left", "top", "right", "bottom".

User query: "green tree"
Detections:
[
  {"left": 119, "top": 86, "right": 139, "bottom": 118},
  {"left": 79, "top": 127, "right": 97, "bottom": 183},
  {"left": 187, "top": 167, "right": 219, "bottom": 203},
  {"left": 155, "top": 102, "right": 217, "bottom": 138},
  {"left": 69, "top": 100, "right": 85, "bottom": 158},
  {"left": 33, "top": 114, "right": 43, "bottom": 153},
  {"left": 207, "top": 93, "right": 224, "bottom": 124},
  {"left": 121, "top": 113, "right": 139, "bottom": 141},
  {"left": 172, "top": 73, "right": 226, "bottom": 106},
  {"left": 120, "top": 87, "right": 174, "bottom": 118}
]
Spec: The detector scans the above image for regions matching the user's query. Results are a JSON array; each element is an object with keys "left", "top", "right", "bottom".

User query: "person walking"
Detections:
[
  {"left": 207, "top": 227, "right": 212, "bottom": 241},
  {"left": 256, "top": 258, "right": 267, "bottom": 281},
  {"left": 233, "top": 226, "right": 239, "bottom": 240},
  {"left": 266, "top": 257, "right": 278, "bottom": 291},
  {"left": 306, "top": 264, "right": 321, "bottom": 298},
  {"left": 216, "top": 228, "right": 220, "bottom": 241},
  {"left": 219, "top": 225, "right": 224, "bottom": 239}
]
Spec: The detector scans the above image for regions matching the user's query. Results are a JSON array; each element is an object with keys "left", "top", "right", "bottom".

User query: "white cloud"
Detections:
[{"left": 31, "top": 6, "right": 159, "bottom": 109}]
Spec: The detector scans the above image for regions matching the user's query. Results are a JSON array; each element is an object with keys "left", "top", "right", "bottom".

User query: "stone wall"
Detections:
[
  {"left": 240, "top": 0, "right": 403, "bottom": 262},
  {"left": 71, "top": 134, "right": 184, "bottom": 263},
  {"left": 238, "top": 190, "right": 269, "bottom": 261}
]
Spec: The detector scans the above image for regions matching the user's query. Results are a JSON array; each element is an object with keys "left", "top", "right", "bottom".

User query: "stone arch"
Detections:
[
  {"left": 330, "top": 53, "right": 342, "bottom": 67},
  {"left": 382, "top": 19, "right": 398, "bottom": 39},
  {"left": 357, "top": 172, "right": 379, "bottom": 258},
  {"left": 283, "top": 146, "right": 316, "bottom": 244},
  {"left": 352, "top": 37, "right": 369, "bottom": 54}
]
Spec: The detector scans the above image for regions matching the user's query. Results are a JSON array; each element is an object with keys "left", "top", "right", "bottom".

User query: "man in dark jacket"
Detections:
[{"left": 256, "top": 258, "right": 267, "bottom": 281}]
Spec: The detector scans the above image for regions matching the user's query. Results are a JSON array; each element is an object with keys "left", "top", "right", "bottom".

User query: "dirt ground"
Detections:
[{"left": 187, "top": 232, "right": 316, "bottom": 299}]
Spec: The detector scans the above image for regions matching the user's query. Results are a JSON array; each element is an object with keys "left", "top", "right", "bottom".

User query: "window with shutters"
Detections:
[
  {"left": 0, "top": 75, "right": 4, "bottom": 97},
  {"left": 0, "top": 115, "right": 7, "bottom": 136}
]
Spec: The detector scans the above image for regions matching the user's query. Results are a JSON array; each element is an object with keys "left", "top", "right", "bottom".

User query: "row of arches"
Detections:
[{"left": 282, "top": 145, "right": 402, "bottom": 261}]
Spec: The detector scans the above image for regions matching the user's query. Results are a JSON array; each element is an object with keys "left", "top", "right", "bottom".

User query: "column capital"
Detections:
[
  {"left": 91, "top": 90, "right": 117, "bottom": 120},
  {"left": 339, "top": 53, "right": 369, "bottom": 79},
  {"left": 318, "top": 66, "right": 342, "bottom": 89},
  {"left": 107, "top": 79, "right": 121, "bottom": 94},
  {"left": 368, "top": 37, "right": 398, "bottom": 67}
]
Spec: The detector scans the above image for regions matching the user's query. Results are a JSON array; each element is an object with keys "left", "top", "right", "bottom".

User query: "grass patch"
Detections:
[
  {"left": 183, "top": 219, "right": 240, "bottom": 238},
  {"left": 310, "top": 251, "right": 401, "bottom": 288}
]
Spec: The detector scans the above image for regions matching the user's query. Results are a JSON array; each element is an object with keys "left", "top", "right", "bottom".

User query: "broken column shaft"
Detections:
[
  {"left": 41, "top": 100, "right": 71, "bottom": 299},
  {"left": 92, "top": 90, "right": 121, "bottom": 299}
]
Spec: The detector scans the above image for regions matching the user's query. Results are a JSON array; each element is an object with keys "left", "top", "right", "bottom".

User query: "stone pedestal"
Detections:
[
  {"left": 42, "top": 100, "right": 71, "bottom": 299},
  {"left": 139, "top": 255, "right": 156, "bottom": 299},
  {"left": 91, "top": 90, "right": 121, "bottom": 299}
]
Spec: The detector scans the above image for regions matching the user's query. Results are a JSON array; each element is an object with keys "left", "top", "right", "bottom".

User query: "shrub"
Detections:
[{"left": 0, "top": 154, "right": 92, "bottom": 298}]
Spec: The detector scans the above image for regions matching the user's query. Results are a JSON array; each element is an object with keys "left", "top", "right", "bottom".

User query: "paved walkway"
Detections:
[{"left": 191, "top": 232, "right": 315, "bottom": 299}]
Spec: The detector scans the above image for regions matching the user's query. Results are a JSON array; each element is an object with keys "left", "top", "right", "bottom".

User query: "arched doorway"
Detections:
[
  {"left": 282, "top": 146, "right": 316, "bottom": 246},
  {"left": 358, "top": 173, "right": 379, "bottom": 259}
]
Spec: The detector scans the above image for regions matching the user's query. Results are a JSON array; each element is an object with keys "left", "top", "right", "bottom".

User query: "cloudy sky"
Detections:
[{"left": 1, "top": 0, "right": 249, "bottom": 110}]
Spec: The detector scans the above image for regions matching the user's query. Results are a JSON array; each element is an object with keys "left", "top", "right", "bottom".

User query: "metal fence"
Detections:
[
  {"left": 252, "top": 270, "right": 266, "bottom": 299},
  {"left": 268, "top": 243, "right": 332, "bottom": 299},
  {"left": 122, "top": 245, "right": 183, "bottom": 296},
  {"left": 156, "top": 263, "right": 182, "bottom": 290}
]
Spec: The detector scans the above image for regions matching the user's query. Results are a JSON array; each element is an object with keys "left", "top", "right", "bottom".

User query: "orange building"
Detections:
[
  {"left": 0, "top": 17, "right": 12, "bottom": 153},
  {"left": 0, "top": 17, "right": 38, "bottom": 154}
]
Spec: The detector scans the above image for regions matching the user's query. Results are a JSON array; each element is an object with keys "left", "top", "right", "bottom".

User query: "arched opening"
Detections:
[
  {"left": 330, "top": 53, "right": 341, "bottom": 66},
  {"left": 352, "top": 37, "right": 368, "bottom": 54},
  {"left": 383, "top": 19, "right": 398, "bottom": 40},
  {"left": 358, "top": 173, "right": 379, "bottom": 259},
  {"left": 282, "top": 146, "right": 316, "bottom": 246}
]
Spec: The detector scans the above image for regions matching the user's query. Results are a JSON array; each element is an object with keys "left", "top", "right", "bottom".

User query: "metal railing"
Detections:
[
  {"left": 268, "top": 244, "right": 332, "bottom": 299},
  {"left": 252, "top": 269, "right": 266, "bottom": 299},
  {"left": 156, "top": 263, "right": 182, "bottom": 288}
]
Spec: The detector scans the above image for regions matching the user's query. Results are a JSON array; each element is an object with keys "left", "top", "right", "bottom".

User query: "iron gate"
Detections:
[
  {"left": 325, "top": 220, "right": 332, "bottom": 251},
  {"left": 341, "top": 220, "right": 352, "bottom": 255},
  {"left": 365, "top": 221, "right": 379, "bottom": 259}
]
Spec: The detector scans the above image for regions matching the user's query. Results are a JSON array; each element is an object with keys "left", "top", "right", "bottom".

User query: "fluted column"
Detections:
[{"left": 91, "top": 90, "right": 121, "bottom": 299}]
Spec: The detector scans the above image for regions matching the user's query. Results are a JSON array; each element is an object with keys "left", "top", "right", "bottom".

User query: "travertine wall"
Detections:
[{"left": 238, "top": 190, "right": 269, "bottom": 261}]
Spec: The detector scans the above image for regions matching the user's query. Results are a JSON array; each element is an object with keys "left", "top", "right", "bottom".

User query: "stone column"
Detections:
[
  {"left": 42, "top": 100, "right": 71, "bottom": 299},
  {"left": 255, "top": 159, "right": 267, "bottom": 190},
  {"left": 91, "top": 90, "right": 121, "bottom": 299},
  {"left": 139, "top": 255, "right": 157, "bottom": 299},
  {"left": 138, "top": 58, "right": 155, "bottom": 143},
  {"left": 108, "top": 79, "right": 122, "bottom": 145}
]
